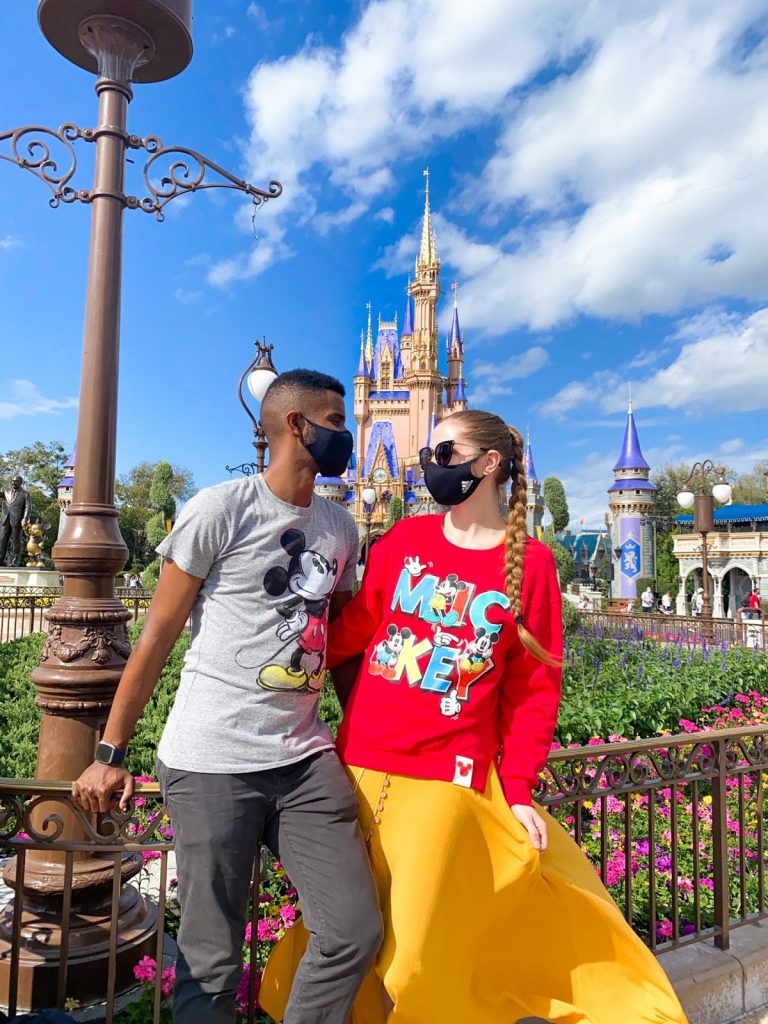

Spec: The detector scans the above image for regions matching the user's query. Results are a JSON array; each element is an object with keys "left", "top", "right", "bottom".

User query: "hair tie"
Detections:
[{"left": 515, "top": 614, "right": 523, "bottom": 625}]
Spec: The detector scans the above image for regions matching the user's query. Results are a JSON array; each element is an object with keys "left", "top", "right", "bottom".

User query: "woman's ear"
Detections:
[{"left": 482, "top": 449, "right": 502, "bottom": 476}]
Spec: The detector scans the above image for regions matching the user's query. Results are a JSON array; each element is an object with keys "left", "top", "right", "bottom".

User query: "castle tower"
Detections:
[
  {"left": 400, "top": 284, "right": 414, "bottom": 377},
  {"left": 353, "top": 326, "right": 370, "bottom": 427},
  {"left": 405, "top": 168, "right": 444, "bottom": 468},
  {"left": 607, "top": 392, "right": 656, "bottom": 599},
  {"left": 57, "top": 446, "right": 76, "bottom": 539},
  {"left": 445, "top": 282, "right": 467, "bottom": 411},
  {"left": 525, "top": 431, "right": 544, "bottom": 538}
]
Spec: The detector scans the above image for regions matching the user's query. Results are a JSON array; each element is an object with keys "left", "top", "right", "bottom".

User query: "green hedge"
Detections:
[{"left": 2, "top": 626, "right": 767, "bottom": 780}]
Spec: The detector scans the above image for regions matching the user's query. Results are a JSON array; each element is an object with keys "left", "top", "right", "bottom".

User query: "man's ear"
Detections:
[{"left": 286, "top": 411, "right": 305, "bottom": 442}]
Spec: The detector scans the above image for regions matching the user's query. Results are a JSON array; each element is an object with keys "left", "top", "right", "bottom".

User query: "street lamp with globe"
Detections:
[
  {"left": 226, "top": 339, "right": 279, "bottom": 476},
  {"left": 677, "top": 461, "right": 732, "bottom": 637},
  {"left": 361, "top": 484, "right": 378, "bottom": 564}
]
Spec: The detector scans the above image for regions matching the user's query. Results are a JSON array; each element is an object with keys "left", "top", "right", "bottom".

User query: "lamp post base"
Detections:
[{"left": 0, "top": 869, "right": 157, "bottom": 1013}]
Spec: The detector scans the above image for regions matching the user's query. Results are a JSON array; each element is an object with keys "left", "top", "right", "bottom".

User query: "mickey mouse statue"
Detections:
[{"left": 256, "top": 529, "right": 339, "bottom": 692}]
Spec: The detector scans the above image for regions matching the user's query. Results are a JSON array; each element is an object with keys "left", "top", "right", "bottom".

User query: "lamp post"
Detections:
[
  {"left": 361, "top": 483, "right": 379, "bottom": 564},
  {"left": 0, "top": 1, "right": 281, "bottom": 1009},
  {"left": 677, "top": 461, "right": 732, "bottom": 639},
  {"left": 226, "top": 338, "right": 279, "bottom": 476}
]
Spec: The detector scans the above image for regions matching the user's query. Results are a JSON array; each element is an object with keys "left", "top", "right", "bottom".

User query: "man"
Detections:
[
  {"left": 73, "top": 370, "right": 382, "bottom": 1024},
  {"left": 641, "top": 585, "right": 654, "bottom": 614},
  {"left": 0, "top": 476, "right": 32, "bottom": 566},
  {"left": 748, "top": 589, "right": 762, "bottom": 619}
]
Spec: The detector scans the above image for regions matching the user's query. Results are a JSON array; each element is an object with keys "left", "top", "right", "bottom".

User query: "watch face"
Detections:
[{"left": 372, "top": 467, "right": 388, "bottom": 484}]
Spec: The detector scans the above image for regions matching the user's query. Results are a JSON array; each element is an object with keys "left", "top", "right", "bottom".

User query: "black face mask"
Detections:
[
  {"left": 302, "top": 417, "right": 354, "bottom": 477},
  {"left": 424, "top": 458, "right": 482, "bottom": 506}
]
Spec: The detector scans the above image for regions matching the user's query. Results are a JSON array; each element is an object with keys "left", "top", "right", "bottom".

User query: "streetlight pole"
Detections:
[
  {"left": 226, "top": 339, "right": 279, "bottom": 477},
  {"left": 677, "top": 460, "right": 732, "bottom": 641},
  {"left": 0, "top": 1, "right": 282, "bottom": 1009},
  {"left": 361, "top": 481, "right": 379, "bottom": 566}
]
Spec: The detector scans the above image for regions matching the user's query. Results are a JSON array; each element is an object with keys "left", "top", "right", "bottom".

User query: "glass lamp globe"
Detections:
[
  {"left": 362, "top": 487, "right": 377, "bottom": 506},
  {"left": 712, "top": 481, "right": 732, "bottom": 504},
  {"left": 677, "top": 489, "right": 695, "bottom": 509},
  {"left": 246, "top": 367, "right": 278, "bottom": 403}
]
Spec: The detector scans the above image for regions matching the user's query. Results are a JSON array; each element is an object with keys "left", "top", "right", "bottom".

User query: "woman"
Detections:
[{"left": 261, "top": 411, "right": 687, "bottom": 1024}]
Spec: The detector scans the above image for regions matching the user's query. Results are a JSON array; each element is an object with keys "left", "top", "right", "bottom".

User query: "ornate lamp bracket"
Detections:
[
  {"left": 0, "top": 123, "right": 90, "bottom": 207},
  {"left": 1, "top": 123, "right": 282, "bottom": 220}
]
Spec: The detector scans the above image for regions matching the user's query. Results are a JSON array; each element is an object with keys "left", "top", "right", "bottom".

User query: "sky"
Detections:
[{"left": 1, "top": 0, "right": 767, "bottom": 528}]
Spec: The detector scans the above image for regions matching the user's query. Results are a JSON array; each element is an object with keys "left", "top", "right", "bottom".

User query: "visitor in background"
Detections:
[
  {"left": 748, "top": 588, "right": 762, "bottom": 619},
  {"left": 262, "top": 410, "right": 687, "bottom": 1024},
  {"left": 661, "top": 591, "right": 673, "bottom": 615},
  {"left": 641, "top": 585, "right": 655, "bottom": 613},
  {"left": 691, "top": 587, "right": 704, "bottom": 617}
]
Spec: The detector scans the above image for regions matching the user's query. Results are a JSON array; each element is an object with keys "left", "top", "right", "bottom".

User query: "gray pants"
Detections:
[{"left": 158, "top": 750, "right": 383, "bottom": 1024}]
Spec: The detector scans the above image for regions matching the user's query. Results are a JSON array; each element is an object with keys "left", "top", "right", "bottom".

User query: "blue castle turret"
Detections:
[{"left": 607, "top": 393, "right": 656, "bottom": 600}]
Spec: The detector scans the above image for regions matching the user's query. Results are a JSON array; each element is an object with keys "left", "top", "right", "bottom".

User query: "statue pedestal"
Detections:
[{"left": 0, "top": 568, "right": 60, "bottom": 588}]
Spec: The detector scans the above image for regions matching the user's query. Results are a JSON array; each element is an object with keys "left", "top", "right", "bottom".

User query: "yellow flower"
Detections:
[{"left": 702, "top": 795, "right": 712, "bottom": 805}]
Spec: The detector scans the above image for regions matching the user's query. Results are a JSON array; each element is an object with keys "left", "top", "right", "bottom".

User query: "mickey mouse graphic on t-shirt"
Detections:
[
  {"left": 236, "top": 528, "right": 338, "bottom": 692},
  {"left": 370, "top": 624, "right": 412, "bottom": 680}
]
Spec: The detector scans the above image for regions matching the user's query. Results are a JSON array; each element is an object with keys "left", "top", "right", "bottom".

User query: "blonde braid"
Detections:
[{"left": 505, "top": 425, "right": 562, "bottom": 667}]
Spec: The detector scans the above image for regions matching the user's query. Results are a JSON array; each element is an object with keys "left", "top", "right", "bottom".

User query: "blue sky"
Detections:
[{"left": 1, "top": 1, "right": 767, "bottom": 526}]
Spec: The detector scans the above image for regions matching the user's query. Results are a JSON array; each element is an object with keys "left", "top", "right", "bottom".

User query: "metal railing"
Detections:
[
  {"left": 581, "top": 609, "right": 768, "bottom": 650},
  {"left": 1, "top": 725, "right": 767, "bottom": 1020},
  {"left": 0, "top": 586, "right": 153, "bottom": 642}
]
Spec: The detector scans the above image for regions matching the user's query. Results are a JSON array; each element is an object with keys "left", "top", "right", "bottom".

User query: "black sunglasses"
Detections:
[{"left": 419, "top": 440, "right": 489, "bottom": 472}]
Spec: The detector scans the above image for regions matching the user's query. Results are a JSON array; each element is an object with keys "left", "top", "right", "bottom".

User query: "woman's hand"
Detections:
[{"left": 510, "top": 803, "right": 548, "bottom": 851}]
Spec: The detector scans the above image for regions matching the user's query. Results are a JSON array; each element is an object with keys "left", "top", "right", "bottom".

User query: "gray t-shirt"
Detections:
[{"left": 155, "top": 474, "right": 359, "bottom": 773}]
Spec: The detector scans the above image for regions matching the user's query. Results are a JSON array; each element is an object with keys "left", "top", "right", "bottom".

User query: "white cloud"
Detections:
[
  {"left": 375, "top": 207, "right": 395, "bottom": 225},
  {"left": 0, "top": 380, "right": 78, "bottom": 420},
  {"left": 175, "top": 287, "right": 202, "bottom": 304},
  {"left": 0, "top": 235, "right": 20, "bottom": 250},
  {"left": 539, "top": 306, "right": 768, "bottom": 418},
  {"left": 208, "top": 0, "right": 768, "bottom": 325},
  {"left": 473, "top": 345, "right": 549, "bottom": 381}
]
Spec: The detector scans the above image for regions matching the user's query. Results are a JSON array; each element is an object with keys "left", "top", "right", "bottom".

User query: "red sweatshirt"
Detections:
[{"left": 327, "top": 515, "right": 563, "bottom": 806}]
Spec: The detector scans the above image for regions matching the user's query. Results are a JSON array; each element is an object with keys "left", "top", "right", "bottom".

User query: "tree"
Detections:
[
  {"left": 0, "top": 441, "right": 68, "bottom": 553},
  {"left": 542, "top": 476, "right": 569, "bottom": 533},
  {"left": 730, "top": 460, "right": 768, "bottom": 504},
  {"left": 540, "top": 526, "right": 574, "bottom": 589},
  {"left": 655, "top": 533, "right": 680, "bottom": 599},
  {"left": 386, "top": 496, "right": 404, "bottom": 529},
  {"left": 146, "top": 461, "right": 176, "bottom": 551},
  {"left": 116, "top": 460, "right": 194, "bottom": 570}
]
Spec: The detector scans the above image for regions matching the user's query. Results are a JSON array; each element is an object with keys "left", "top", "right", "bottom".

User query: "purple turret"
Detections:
[
  {"left": 356, "top": 330, "right": 369, "bottom": 377},
  {"left": 449, "top": 301, "right": 462, "bottom": 355},
  {"left": 525, "top": 435, "right": 538, "bottom": 482},
  {"left": 402, "top": 292, "right": 414, "bottom": 335},
  {"left": 613, "top": 397, "right": 650, "bottom": 471},
  {"left": 453, "top": 377, "right": 466, "bottom": 403}
]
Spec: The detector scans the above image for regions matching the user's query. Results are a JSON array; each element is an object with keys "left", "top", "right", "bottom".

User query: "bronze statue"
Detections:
[
  {"left": 0, "top": 476, "right": 32, "bottom": 566},
  {"left": 23, "top": 520, "right": 48, "bottom": 567}
]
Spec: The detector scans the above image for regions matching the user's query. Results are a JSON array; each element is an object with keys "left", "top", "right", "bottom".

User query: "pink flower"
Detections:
[
  {"left": 142, "top": 850, "right": 161, "bottom": 863},
  {"left": 161, "top": 965, "right": 175, "bottom": 999},
  {"left": 134, "top": 955, "right": 157, "bottom": 985},
  {"left": 656, "top": 918, "right": 673, "bottom": 940},
  {"left": 236, "top": 964, "right": 262, "bottom": 1013},
  {"left": 279, "top": 905, "right": 296, "bottom": 927}
]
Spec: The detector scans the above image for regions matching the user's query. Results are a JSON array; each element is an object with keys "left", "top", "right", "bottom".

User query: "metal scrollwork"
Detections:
[
  {"left": 135, "top": 139, "right": 282, "bottom": 221},
  {"left": 0, "top": 123, "right": 89, "bottom": 207}
]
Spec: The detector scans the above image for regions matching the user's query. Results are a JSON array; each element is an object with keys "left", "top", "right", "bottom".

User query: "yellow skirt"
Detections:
[{"left": 261, "top": 765, "right": 688, "bottom": 1024}]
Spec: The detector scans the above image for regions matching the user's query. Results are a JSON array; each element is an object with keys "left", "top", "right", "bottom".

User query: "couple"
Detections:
[{"left": 73, "top": 370, "right": 687, "bottom": 1024}]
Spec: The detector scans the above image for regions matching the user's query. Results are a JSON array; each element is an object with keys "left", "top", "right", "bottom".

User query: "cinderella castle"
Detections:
[{"left": 315, "top": 172, "right": 469, "bottom": 529}]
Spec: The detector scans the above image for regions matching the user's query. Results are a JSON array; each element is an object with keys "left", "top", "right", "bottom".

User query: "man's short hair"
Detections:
[{"left": 264, "top": 369, "right": 345, "bottom": 403}]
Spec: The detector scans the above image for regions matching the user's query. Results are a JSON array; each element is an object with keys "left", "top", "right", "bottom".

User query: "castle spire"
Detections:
[
  {"left": 613, "top": 392, "right": 650, "bottom": 472},
  {"left": 525, "top": 428, "right": 539, "bottom": 482},
  {"left": 449, "top": 281, "right": 462, "bottom": 354},
  {"left": 402, "top": 280, "right": 414, "bottom": 335},
  {"left": 418, "top": 167, "right": 438, "bottom": 267},
  {"left": 364, "top": 301, "right": 374, "bottom": 370},
  {"left": 356, "top": 329, "right": 369, "bottom": 377}
]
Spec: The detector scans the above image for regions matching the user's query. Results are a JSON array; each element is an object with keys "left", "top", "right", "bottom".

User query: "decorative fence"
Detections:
[
  {"left": 1, "top": 724, "right": 767, "bottom": 1021},
  {"left": 581, "top": 609, "right": 767, "bottom": 650},
  {"left": 0, "top": 587, "right": 153, "bottom": 643}
]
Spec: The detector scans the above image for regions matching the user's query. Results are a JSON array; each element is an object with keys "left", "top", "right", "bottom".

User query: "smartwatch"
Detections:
[{"left": 95, "top": 741, "right": 127, "bottom": 766}]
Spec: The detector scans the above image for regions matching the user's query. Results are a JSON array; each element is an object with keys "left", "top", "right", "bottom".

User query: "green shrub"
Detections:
[
  {"left": 561, "top": 597, "right": 581, "bottom": 637},
  {"left": 0, "top": 634, "right": 44, "bottom": 779}
]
